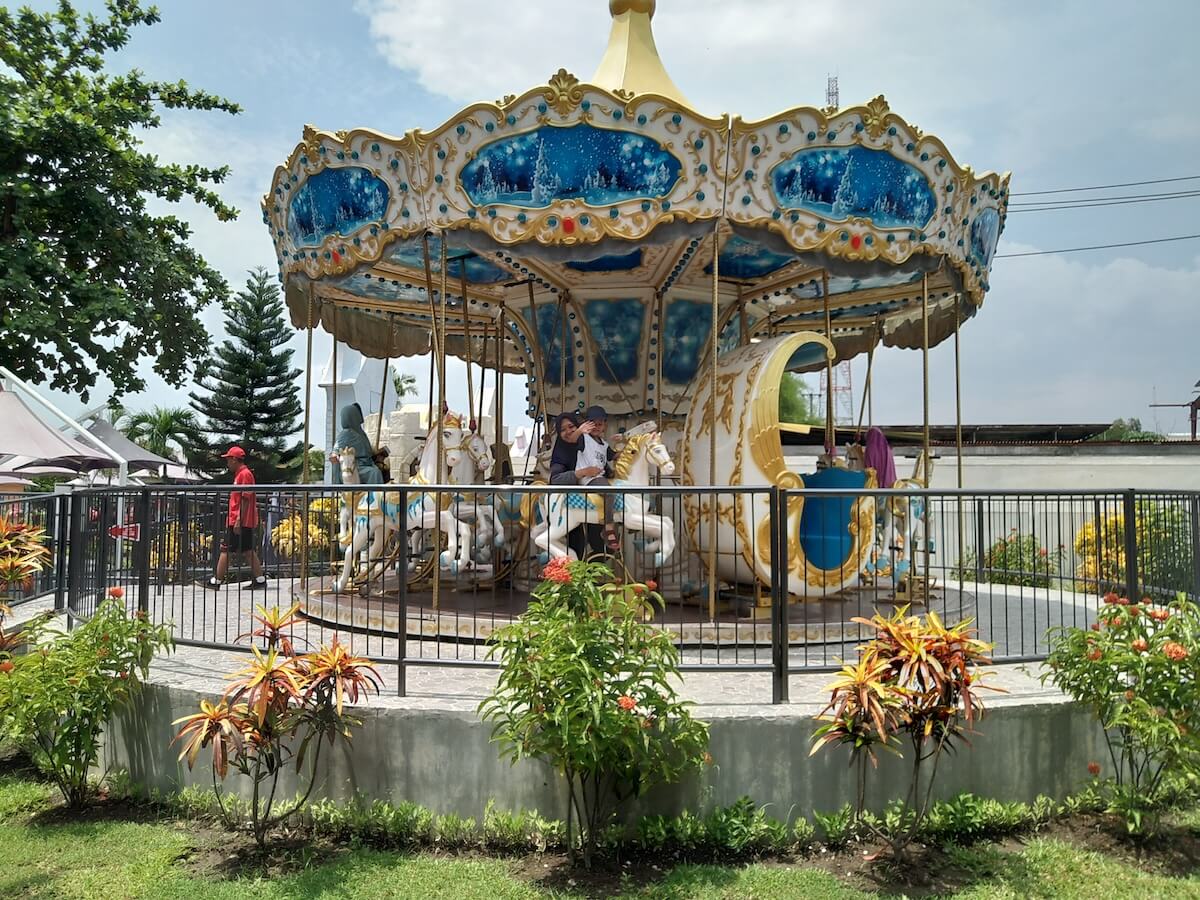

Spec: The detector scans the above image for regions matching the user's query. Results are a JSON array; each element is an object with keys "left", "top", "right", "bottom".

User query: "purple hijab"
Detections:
[{"left": 864, "top": 426, "right": 897, "bottom": 489}]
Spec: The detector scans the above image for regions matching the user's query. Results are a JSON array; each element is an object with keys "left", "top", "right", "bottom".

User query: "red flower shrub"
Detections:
[
  {"left": 1116, "top": 596, "right": 1131, "bottom": 606},
  {"left": 1149, "top": 608, "right": 1171, "bottom": 623},
  {"left": 1088, "top": 761, "right": 1101, "bottom": 776},
  {"left": 646, "top": 579, "right": 657, "bottom": 592},
  {"left": 541, "top": 557, "right": 572, "bottom": 584},
  {"left": 1103, "top": 592, "right": 1119, "bottom": 605},
  {"left": 1087, "top": 648, "right": 1103, "bottom": 661},
  {"left": 1090, "top": 623, "right": 1101, "bottom": 632},
  {"left": 107, "top": 586, "right": 124, "bottom": 599},
  {"left": 1132, "top": 638, "right": 1149, "bottom": 653},
  {"left": 1164, "top": 641, "right": 1189, "bottom": 662},
  {"left": 617, "top": 694, "right": 636, "bottom": 711}
]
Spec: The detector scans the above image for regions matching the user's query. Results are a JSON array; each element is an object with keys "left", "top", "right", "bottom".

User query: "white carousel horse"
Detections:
[
  {"left": 863, "top": 449, "right": 934, "bottom": 582},
  {"left": 336, "top": 446, "right": 361, "bottom": 549},
  {"left": 443, "top": 429, "right": 507, "bottom": 569},
  {"left": 334, "top": 413, "right": 470, "bottom": 591},
  {"left": 534, "top": 423, "right": 677, "bottom": 565}
]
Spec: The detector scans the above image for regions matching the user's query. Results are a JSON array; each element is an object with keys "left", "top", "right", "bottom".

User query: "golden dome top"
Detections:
[{"left": 593, "top": 0, "right": 688, "bottom": 105}]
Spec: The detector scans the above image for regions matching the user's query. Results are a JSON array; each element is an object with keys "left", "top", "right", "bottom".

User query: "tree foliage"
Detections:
[
  {"left": 120, "top": 405, "right": 201, "bottom": 462},
  {"left": 779, "top": 373, "right": 822, "bottom": 425},
  {"left": 190, "top": 268, "right": 303, "bottom": 483},
  {"left": 1093, "top": 418, "right": 1165, "bottom": 443},
  {"left": 0, "top": 0, "right": 240, "bottom": 400}
]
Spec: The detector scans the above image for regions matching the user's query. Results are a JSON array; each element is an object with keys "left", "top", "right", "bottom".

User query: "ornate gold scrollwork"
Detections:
[{"left": 544, "top": 69, "right": 585, "bottom": 115}]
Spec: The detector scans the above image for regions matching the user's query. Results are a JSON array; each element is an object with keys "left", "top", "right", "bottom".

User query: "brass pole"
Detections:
[
  {"left": 375, "top": 314, "right": 393, "bottom": 451},
  {"left": 438, "top": 236, "right": 449, "bottom": 480},
  {"left": 855, "top": 317, "right": 881, "bottom": 438},
  {"left": 954, "top": 296, "right": 964, "bottom": 490},
  {"left": 461, "top": 265, "right": 475, "bottom": 429},
  {"left": 558, "top": 294, "right": 567, "bottom": 414},
  {"left": 302, "top": 287, "right": 314, "bottom": 485},
  {"left": 331, "top": 303, "right": 338, "bottom": 455},
  {"left": 495, "top": 304, "right": 506, "bottom": 483},
  {"left": 954, "top": 293, "right": 965, "bottom": 609},
  {"left": 301, "top": 285, "right": 314, "bottom": 590},
  {"left": 822, "top": 270, "right": 834, "bottom": 454},
  {"left": 708, "top": 224, "right": 720, "bottom": 624},
  {"left": 477, "top": 319, "right": 488, "bottom": 434},
  {"left": 526, "top": 280, "right": 548, "bottom": 425},
  {"left": 655, "top": 290, "right": 665, "bottom": 432},
  {"left": 921, "top": 272, "right": 932, "bottom": 593},
  {"left": 419, "top": 232, "right": 444, "bottom": 610}
]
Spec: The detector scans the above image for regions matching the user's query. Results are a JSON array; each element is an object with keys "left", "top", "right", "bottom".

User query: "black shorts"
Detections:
[{"left": 223, "top": 526, "right": 255, "bottom": 553}]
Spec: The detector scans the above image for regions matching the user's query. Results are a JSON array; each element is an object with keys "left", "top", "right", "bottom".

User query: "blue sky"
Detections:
[{"left": 31, "top": 0, "right": 1200, "bottom": 434}]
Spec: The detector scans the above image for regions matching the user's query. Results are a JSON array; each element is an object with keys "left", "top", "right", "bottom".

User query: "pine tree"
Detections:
[{"left": 189, "top": 268, "right": 303, "bottom": 482}]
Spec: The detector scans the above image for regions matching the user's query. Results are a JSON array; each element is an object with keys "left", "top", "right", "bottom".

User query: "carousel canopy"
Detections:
[{"left": 264, "top": 0, "right": 1008, "bottom": 421}]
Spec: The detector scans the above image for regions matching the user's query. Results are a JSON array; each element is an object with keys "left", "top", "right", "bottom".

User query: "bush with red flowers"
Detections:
[
  {"left": 1044, "top": 591, "right": 1200, "bottom": 835},
  {"left": 480, "top": 559, "right": 709, "bottom": 867}
]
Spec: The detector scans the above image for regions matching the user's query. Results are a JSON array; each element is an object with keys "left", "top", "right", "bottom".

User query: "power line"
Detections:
[
  {"left": 1011, "top": 175, "right": 1200, "bottom": 197},
  {"left": 1008, "top": 191, "right": 1200, "bottom": 212},
  {"left": 995, "top": 233, "right": 1200, "bottom": 258},
  {"left": 1009, "top": 189, "right": 1200, "bottom": 208}
]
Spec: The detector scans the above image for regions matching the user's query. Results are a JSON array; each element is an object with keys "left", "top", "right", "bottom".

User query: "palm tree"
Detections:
[
  {"left": 391, "top": 368, "right": 418, "bottom": 408},
  {"left": 120, "top": 406, "right": 203, "bottom": 461}
]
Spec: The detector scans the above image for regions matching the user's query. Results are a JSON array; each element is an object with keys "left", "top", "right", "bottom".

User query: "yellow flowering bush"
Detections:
[
  {"left": 1074, "top": 502, "right": 1192, "bottom": 598},
  {"left": 270, "top": 514, "right": 328, "bottom": 559}
]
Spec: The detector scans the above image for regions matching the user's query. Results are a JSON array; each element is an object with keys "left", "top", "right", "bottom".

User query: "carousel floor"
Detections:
[{"left": 294, "top": 572, "right": 978, "bottom": 649}]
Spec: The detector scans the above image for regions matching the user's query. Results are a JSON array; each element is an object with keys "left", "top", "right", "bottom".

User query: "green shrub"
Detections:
[
  {"left": 434, "top": 813, "right": 477, "bottom": 848},
  {"left": 814, "top": 804, "right": 856, "bottom": 849},
  {"left": 482, "top": 801, "right": 530, "bottom": 852},
  {"left": 958, "top": 529, "right": 1064, "bottom": 588},
  {"left": 480, "top": 559, "right": 710, "bottom": 867},
  {"left": 1044, "top": 592, "right": 1200, "bottom": 835},
  {"left": 791, "top": 816, "right": 816, "bottom": 849},
  {"left": 0, "top": 598, "right": 173, "bottom": 807}
]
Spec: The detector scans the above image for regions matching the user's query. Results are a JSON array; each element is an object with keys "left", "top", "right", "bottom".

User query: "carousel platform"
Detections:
[{"left": 293, "top": 572, "right": 976, "bottom": 650}]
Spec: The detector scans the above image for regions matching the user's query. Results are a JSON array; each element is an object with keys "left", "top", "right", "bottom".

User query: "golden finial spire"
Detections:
[{"left": 591, "top": 0, "right": 690, "bottom": 105}]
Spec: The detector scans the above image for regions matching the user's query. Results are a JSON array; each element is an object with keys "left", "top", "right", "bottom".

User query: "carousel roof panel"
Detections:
[{"left": 268, "top": 1, "right": 1010, "bottom": 419}]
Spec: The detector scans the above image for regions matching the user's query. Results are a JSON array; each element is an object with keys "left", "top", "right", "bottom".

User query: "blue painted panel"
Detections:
[
  {"left": 585, "top": 299, "right": 644, "bottom": 384},
  {"left": 564, "top": 249, "right": 644, "bottom": 272},
  {"left": 788, "top": 271, "right": 922, "bottom": 300},
  {"left": 772, "top": 146, "right": 935, "bottom": 228},
  {"left": 661, "top": 299, "right": 712, "bottom": 384},
  {"left": 969, "top": 208, "right": 1001, "bottom": 268},
  {"left": 523, "top": 303, "right": 574, "bottom": 387},
  {"left": 705, "top": 234, "right": 796, "bottom": 279},
  {"left": 798, "top": 467, "right": 868, "bottom": 570},
  {"left": 461, "top": 125, "right": 682, "bottom": 208},
  {"left": 386, "top": 236, "right": 509, "bottom": 283},
  {"left": 288, "top": 166, "right": 389, "bottom": 247}
]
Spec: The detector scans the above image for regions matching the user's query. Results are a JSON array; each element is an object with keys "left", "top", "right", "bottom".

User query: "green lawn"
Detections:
[{"left": 4, "top": 774, "right": 1200, "bottom": 899}]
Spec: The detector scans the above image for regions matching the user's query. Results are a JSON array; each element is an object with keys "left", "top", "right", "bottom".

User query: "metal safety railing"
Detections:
[{"left": 9, "top": 484, "right": 1198, "bottom": 703}]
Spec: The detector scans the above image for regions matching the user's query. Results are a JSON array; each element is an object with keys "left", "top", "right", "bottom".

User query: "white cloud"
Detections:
[{"left": 860, "top": 245, "right": 1200, "bottom": 431}]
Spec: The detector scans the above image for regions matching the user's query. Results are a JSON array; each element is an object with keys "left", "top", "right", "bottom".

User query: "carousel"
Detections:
[{"left": 261, "top": 0, "right": 1009, "bottom": 635}]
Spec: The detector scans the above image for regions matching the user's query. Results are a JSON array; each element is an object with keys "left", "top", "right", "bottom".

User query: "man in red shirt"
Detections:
[{"left": 205, "top": 446, "right": 267, "bottom": 590}]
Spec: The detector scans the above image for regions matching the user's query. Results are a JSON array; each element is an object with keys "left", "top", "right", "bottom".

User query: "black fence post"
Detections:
[
  {"left": 65, "top": 492, "right": 83, "bottom": 621},
  {"left": 397, "top": 487, "right": 408, "bottom": 698},
  {"left": 53, "top": 493, "right": 68, "bottom": 613},
  {"left": 974, "top": 498, "right": 985, "bottom": 584},
  {"left": 771, "top": 486, "right": 789, "bottom": 704},
  {"left": 1122, "top": 489, "right": 1139, "bottom": 600},
  {"left": 1190, "top": 494, "right": 1200, "bottom": 600},
  {"left": 136, "top": 489, "right": 151, "bottom": 617}
]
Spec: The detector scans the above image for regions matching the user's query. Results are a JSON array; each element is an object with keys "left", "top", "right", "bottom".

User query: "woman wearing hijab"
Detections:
[
  {"left": 329, "top": 402, "right": 384, "bottom": 485},
  {"left": 863, "top": 426, "right": 897, "bottom": 489}
]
